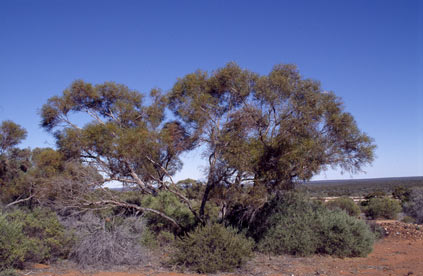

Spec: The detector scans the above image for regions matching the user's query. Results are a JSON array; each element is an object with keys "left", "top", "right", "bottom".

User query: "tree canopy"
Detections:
[
  {"left": 0, "top": 120, "right": 27, "bottom": 154},
  {"left": 35, "top": 63, "right": 375, "bottom": 227},
  {"left": 40, "top": 80, "right": 197, "bottom": 229},
  {"left": 168, "top": 63, "right": 375, "bottom": 217}
]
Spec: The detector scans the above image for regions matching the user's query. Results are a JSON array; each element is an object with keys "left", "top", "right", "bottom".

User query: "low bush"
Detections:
[
  {"left": 361, "top": 190, "right": 387, "bottom": 207},
  {"left": 392, "top": 186, "right": 412, "bottom": 204},
  {"left": 0, "top": 208, "right": 72, "bottom": 269},
  {"left": 366, "top": 221, "right": 387, "bottom": 240},
  {"left": 257, "top": 209, "right": 319, "bottom": 256},
  {"left": 171, "top": 223, "right": 254, "bottom": 273},
  {"left": 0, "top": 269, "right": 20, "bottom": 276},
  {"left": 325, "top": 197, "right": 361, "bottom": 217},
  {"left": 252, "top": 192, "right": 374, "bottom": 257},
  {"left": 403, "top": 188, "right": 423, "bottom": 224},
  {"left": 364, "top": 197, "right": 402, "bottom": 219},
  {"left": 5, "top": 208, "right": 72, "bottom": 263},
  {"left": 140, "top": 229, "right": 175, "bottom": 249},
  {"left": 0, "top": 212, "right": 26, "bottom": 269},
  {"left": 64, "top": 212, "right": 149, "bottom": 268},
  {"left": 402, "top": 216, "right": 416, "bottom": 224},
  {"left": 316, "top": 210, "right": 375, "bottom": 257},
  {"left": 364, "top": 190, "right": 387, "bottom": 200},
  {"left": 141, "top": 191, "right": 196, "bottom": 233}
]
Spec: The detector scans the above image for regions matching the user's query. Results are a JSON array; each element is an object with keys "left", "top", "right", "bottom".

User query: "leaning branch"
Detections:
[
  {"left": 5, "top": 195, "right": 34, "bottom": 209},
  {"left": 145, "top": 155, "right": 203, "bottom": 223},
  {"left": 84, "top": 199, "right": 183, "bottom": 230}
]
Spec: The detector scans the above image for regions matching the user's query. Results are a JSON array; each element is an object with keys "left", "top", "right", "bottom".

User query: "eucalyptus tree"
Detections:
[
  {"left": 40, "top": 64, "right": 375, "bottom": 227},
  {"left": 0, "top": 120, "right": 31, "bottom": 205},
  {"left": 0, "top": 120, "right": 98, "bottom": 208},
  {"left": 0, "top": 120, "right": 27, "bottom": 154},
  {"left": 40, "top": 81, "right": 196, "bottom": 229},
  {"left": 169, "top": 63, "right": 375, "bottom": 221},
  {"left": 168, "top": 63, "right": 257, "bottom": 220}
]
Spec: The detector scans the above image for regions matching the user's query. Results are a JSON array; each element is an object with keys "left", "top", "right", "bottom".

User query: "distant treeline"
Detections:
[{"left": 301, "top": 176, "right": 423, "bottom": 196}]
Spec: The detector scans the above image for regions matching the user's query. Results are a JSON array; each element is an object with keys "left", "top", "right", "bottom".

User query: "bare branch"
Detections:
[
  {"left": 5, "top": 195, "right": 34, "bottom": 208},
  {"left": 84, "top": 199, "right": 183, "bottom": 230}
]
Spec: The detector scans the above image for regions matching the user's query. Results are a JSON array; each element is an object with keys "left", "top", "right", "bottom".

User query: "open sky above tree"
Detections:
[{"left": 0, "top": 0, "right": 421, "bottom": 180}]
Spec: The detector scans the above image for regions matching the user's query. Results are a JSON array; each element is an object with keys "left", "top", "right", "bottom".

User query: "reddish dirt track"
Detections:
[{"left": 26, "top": 221, "right": 423, "bottom": 276}]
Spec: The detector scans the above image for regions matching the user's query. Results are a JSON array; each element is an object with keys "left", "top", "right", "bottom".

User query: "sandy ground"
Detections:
[{"left": 25, "top": 221, "right": 423, "bottom": 276}]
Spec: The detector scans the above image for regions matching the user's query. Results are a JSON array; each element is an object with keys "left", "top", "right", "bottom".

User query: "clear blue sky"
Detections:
[{"left": 0, "top": 0, "right": 422, "bottom": 182}]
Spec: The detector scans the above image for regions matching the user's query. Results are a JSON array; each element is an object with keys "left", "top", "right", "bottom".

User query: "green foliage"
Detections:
[
  {"left": 139, "top": 228, "right": 158, "bottom": 248},
  {"left": 0, "top": 121, "right": 31, "bottom": 206},
  {"left": 364, "top": 190, "right": 387, "bottom": 200},
  {"left": 364, "top": 197, "right": 402, "bottom": 219},
  {"left": 40, "top": 80, "right": 197, "bottom": 229},
  {"left": 257, "top": 209, "right": 319, "bottom": 256},
  {"left": 392, "top": 185, "right": 412, "bottom": 203},
  {"left": 326, "top": 197, "right": 361, "bottom": 217},
  {"left": 402, "top": 216, "right": 416, "bottom": 224},
  {"left": 0, "top": 143, "right": 93, "bottom": 208},
  {"left": 176, "top": 178, "right": 205, "bottom": 200},
  {"left": 140, "top": 228, "right": 175, "bottom": 249},
  {"left": 156, "top": 230, "right": 175, "bottom": 246},
  {"left": 403, "top": 187, "right": 423, "bottom": 224},
  {"left": 0, "top": 269, "right": 20, "bottom": 276},
  {"left": 0, "top": 212, "right": 27, "bottom": 269},
  {"left": 251, "top": 192, "right": 374, "bottom": 257},
  {"left": 0, "top": 148, "right": 32, "bottom": 205},
  {"left": 305, "top": 177, "right": 423, "bottom": 197},
  {"left": 366, "top": 221, "right": 387, "bottom": 240},
  {"left": 171, "top": 223, "right": 253, "bottom": 273},
  {"left": 245, "top": 192, "right": 316, "bottom": 241},
  {"left": 141, "top": 191, "right": 196, "bottom": 232},
  {"left": 169, "top": 63, "right": 375, "bottom": 223},
  {"left": 40, "top": 64, "right": 375, "bottom": 227},
  {"left": 5, "top": 208, "right": 72, "bottom": 264},
  {"left": 316, "top": 210, "right": 375, "bottom": 257},
  {"left": 0, "top": 121, "right": 27, "bottom": 154}
]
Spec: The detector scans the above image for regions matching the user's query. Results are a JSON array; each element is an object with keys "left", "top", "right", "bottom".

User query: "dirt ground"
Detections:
[{"left": 25, "top": 221, "right": 423, "bottom": 276}]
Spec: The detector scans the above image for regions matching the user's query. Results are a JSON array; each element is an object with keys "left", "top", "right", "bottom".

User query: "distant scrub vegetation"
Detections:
[
  {"left": 325, "top": 196, "right": 361, "bottom": 217},
  {"left": 363, "top": 197, "right": 402, "bottom": 219},
  {"left": 304, "top": 177, "right": 423, "bottom": 197}
]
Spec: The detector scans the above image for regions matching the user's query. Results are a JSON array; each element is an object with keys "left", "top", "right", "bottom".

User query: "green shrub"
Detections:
[
  {"left": 0, "top": 213, "right": 27, "bottom": 269},
  {"left": 257, "top": 210, "right": 319, "bottom": 256},
  {"left": 364, "top": 197, "right": 402, "bottom": 219},
  {"left": 402, "top": 215, "right": 416, "bottom": 224},
  {"left": 364, "top": 190, "right": 387, "bottom": 200},
  {"left": 5, "top": 208, "right": 73, "bottom": 263},
  {"left": 171, "top": 223, "right": 254, "bottom": 273},
  {"left": 366, "top": 221, "right": 387, "bottom": 240},
  {"left": 141, "top": 191, "right": 196, "bottom": 233},
  {"left": 157, "top": 230, "right": 175, "bottom": 246},
  {"left": 140, "top": 228, "right": 158, "bottom": 248},
  {"left": 392, "top": 186, "right": 411, "bottom": 204},
  {"left": 140, "top": 228, "right": 176, "bottom": 249},
  {"left": 403, "top": 188, "right": 423, "bottom": 224},
  {"left": 0, "top": 269, "right": 20, "bottom": 276},
  {"left": 326, "top": 197, "right": 361, "bottom": 217},
  {"left": 246, "top": 192, "right": 318, "bottom": 242},
  {"left": 316, "top": 210, "right": 375, "bottom": 257},
  {"left": 252, "top": 192, "right": 374, "bottom": 258}
]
